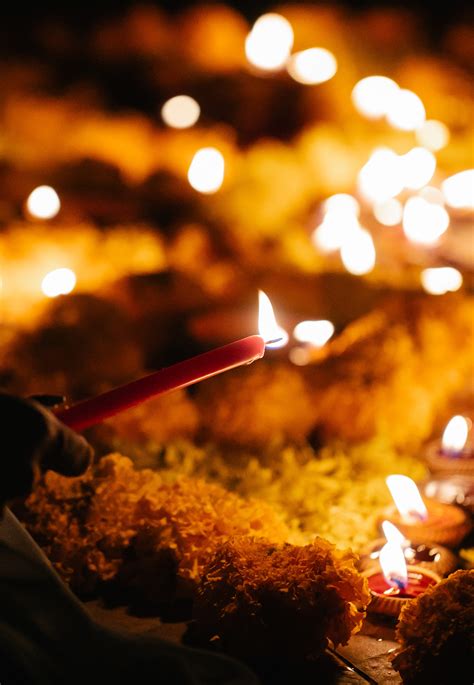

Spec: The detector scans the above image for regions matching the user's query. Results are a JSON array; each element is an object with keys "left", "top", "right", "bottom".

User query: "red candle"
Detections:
[{"left": 56, "top": 335, "right": 265, "bottom": 431}]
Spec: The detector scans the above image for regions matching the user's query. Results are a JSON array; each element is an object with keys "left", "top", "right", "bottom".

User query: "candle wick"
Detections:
[
  {"left": 392, "top": 576, "right": 407, "bottom": 591},
  {"left": 265, "top": 337, "right": 283, "bottom": 345}
]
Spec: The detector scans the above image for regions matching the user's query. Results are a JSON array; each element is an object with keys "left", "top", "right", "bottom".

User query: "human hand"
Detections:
[{"left": 0, "top": 393, "right": 93, "bottom": 508}]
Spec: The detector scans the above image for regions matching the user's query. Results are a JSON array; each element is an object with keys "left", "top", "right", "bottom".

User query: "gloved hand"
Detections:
[{"left": 0, "top": 393, "right": 92, "bottom": 509}]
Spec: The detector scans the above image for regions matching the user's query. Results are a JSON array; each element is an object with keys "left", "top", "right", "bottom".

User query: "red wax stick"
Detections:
[{"left": 56, "top": 335, "right": 265, "bottom": 431}]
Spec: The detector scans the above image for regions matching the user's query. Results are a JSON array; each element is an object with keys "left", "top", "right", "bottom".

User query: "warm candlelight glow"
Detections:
[
  {"left": 26, "top": 185, "right": 61, "bottom": 220},
  {"left": 379, "top": 541, "right": 408, "bottom": 590},
  {"left": 245, "top": 13, "right": 293, "bottom": 71},
  {"left": 41, "top": 268, "right": 77, "bottom": 298},
  {"left": 293, "top": 320, "right": 334, "bottom": 346},
  {"left": 442, "top": 415, "right": 470, "bottom": 452},
  {"left": 382, "top": 520, "right": 406, "bottom": 546},
  {"left": 351, "top": 76, "right": 399, "bottom": 119},
  {"left": 416, "top": 120, "right": 450, "bottom": 152},
  {"left": 401, "top": 147, "right": 436, "bottom": 190},
  {"left": 421, "top": 267, "right": 463, "bottom": 295},
  {"left": 161, "top": 95, "right": 200, "bottom": 129},
  {"left": 312, "top": 212, "right": 360, "bottom": 253},
  {"left": 402, "top": 196, "right": 449, "bottom": 245},
  {"left": 340, "top": 227, "right": 376, "bottom": 275},
  {"left": 386, "top": 89, "right": 425, "bottom": 131},
  {"left": 373, "top": 198, "right": 403, "bottom": 226},
  {"left": 188, "top": 147, "right": 225, "bottom": 193},
  {"left": 441, "top": 170, "right": 474, "bottom": 210},
  {"left": 386, "top": 475, "right": 428, "bottom": 524},
  {"left": 287, "top": 48, "right": 337, "bottom": 85},
  {"left": 258, "top": 290, "right": 288, "bottom": 348},
  {"left": 358, "top": 148, "right": 404, "bottom": 203},
  {"left": 322, "top": 193, "right": 360, "bottom": 217}
]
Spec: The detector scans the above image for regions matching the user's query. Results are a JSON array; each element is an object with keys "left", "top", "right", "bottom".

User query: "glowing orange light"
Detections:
[
  {"left": 187, "top": 147, "right": 225, "bottom": 194},
  {"left": 401, "top": 148, "right": 436, "bottom": 190},
  {"left": 258, "top": 290, "right": 289, "bottom": 348},
  {"left": 441, "top": 170, "right": 474, "bottom": 210},
  {"left": 351, "top": 76, "right": 399, "bottom": 119},
  {"left": 41, "top": 268, "right": 76, "bottom": 298},
  {"left": 386, "top": 475, "right": 428, "bottom": 524},
  {"left": 379, "top": 541, "right": 408, "bottom": 589},
  {"left": 358, "top": 148, "right": 404, "bottom": 203},
  {"left": 386, "top": 89, "right": 425, "bottom": 131},
  {"left": 442, "top": 415, "right": 470, "bottom": 452},
  {"left": 245, "top": 13, "right": 293, "bottom": 71},
  {"left": 161, "top": 95, "right": 200, "bottom": 129},
  {"left": 293, "top": 320, "right": 334, "bottom": 346},
  {"left": 416, "top": 120, "right": 450, "bottom": 152},
  {"left": 26, "top": 186, "right": 61, "bottom": 220},
  {"left": 340, "top": 227, "right": 376, "bottom": 275},
  {"left": 421, "top": 267, "right": 462, "bottom": 295},
  {"left": 287, "top": 48, "right": 337, "bottom": 85},
  {"left": 402, "top": 197, "right": 449, "bottom": 245},
  {"left": 322, "top": 194, "right": 360, "bottom": 217},
  {"left": 373, "top": 198, "right": 403, "bottom": 226}
]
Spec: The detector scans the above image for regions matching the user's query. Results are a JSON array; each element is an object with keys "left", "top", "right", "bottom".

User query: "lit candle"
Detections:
[
  {"left": 382, "top": 474, "right": 471, "bottom": 548},
  {"left": 360, "top": 520, "right": 458, "bottom": 577},
  {"left": 56, "top": 292, "right": 283, "bottom": 431},
  {"left": 424, "top": 416, "right": 474, "bottom": 477},
  {"left": 363, "top": 540, "right": 440, "bottom": 617}
]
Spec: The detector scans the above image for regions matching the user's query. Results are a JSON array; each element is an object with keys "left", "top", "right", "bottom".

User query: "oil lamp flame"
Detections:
[
  {"left": 41, "top": 268, "right": 77, "bottom": 298},
  {"left": 442, "top": 415, "right": 470, "bottom": 453},
  {"left": 382, "top": 520, "right": 406, "bottom": 546},
  {"left": 379, "top": 541, "right": 408, "bottom": 590},
  {"left": 386, "top": 475, "right": 428, "bottom": 524},
  {"left": 258, "top": 290, "right": 288, "bottom": 349}
]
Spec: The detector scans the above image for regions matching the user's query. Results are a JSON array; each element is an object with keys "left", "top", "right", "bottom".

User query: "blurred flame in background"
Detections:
[
  {"left": 403, "top": 196, "right": 449, "bottom": 244},
  {"left": 351, "top": 76, "right": 400, "bottom": 119},
  {"left": 442, "top": 170, "right": 474, "bottom": 210},
  {"left": 161, "top": 95, "right": 200, "bottom": 129},
  {"left": 373, "top": 198, "right": 403, "bottom": 226},
  {"left": 245, "top": 13, "right": 294, "bottom": 71},
  {"left": 26, "top": 186, "right": 61, "bottom": 220},
  {"left": 293, "top": 320, "right": 335, "bottom": 346},
  {"left": 287, "top": 48, "right": 337, "bottom": 85},
  {"left": 421, "top": 267, "right": 463, "bottom": 295},
  {"left": 358, "top": 148, "right": 404, "bottom": 203},
  {"left": 188, "top": 147, "right": 225, "bottom": 193},
  {"left": 41, "top": 268, "right": 77, "bottom": 298},
  {"left": 340, "top": 227, "right": 376, "bottom": 275},
  {"left": 401, "top": 148, "right": 436, "bottom": 190},
  {"left": 386, "top": 475, "right": 428, "bottom": 523},
  {"left": 442, "top": 415, "right": 470, "bottom": 451},
  {"left": 386, "top": 88, "right": 426, "bottom": 131},
  {"left": 416, "top": 120, "right": 450, "bottom": 151}
]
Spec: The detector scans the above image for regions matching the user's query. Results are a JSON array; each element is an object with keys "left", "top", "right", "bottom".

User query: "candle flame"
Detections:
[
  {"left": 41, "top": 268, "right": 77, "bottom": 298},
  {"left": 293, "top": 320, "right": 334, "bottom": 347},
  {"left": 382, "top": 520, "right": 406, "bottom": 546},
  {"left": 258, "top": 290, "right": 288, "bottom": 348},
  {"left": 386, "top": 475, "right": 428, "bottom": 524},
  {"left": 245, "top": 13, "right": 293, "bottom": 72},
  {"left": 379, "top": 541, "right": 408, "bottom": 590},
  {"left": 442, "top": 415, "right": 470, "bottom": 452},
  {"left": 188, "top": 147, "right": 225, "bottom": 194},
  {"left": 26, "top": 185, "right": 61, "bottom": 220}
]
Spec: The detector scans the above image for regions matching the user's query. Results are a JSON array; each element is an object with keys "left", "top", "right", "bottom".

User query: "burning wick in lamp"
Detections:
[
  {"left": 424, "top": 415, "right": 474, "bottom": 476},
  {"left": 362, "top": 538, "right": 440, "bottom": 618},
  {"left": 56, "top": 292, "right": 282, "bottom": 431},
  {"left": 382, "top": 475, "right": 471, "bottom": 548},
  {"left": 360, "top": 520, "right": 458, "bottom": 577}
]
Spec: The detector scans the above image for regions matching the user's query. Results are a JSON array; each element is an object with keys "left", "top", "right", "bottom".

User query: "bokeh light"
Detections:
[
  {"left": 293, "top": 320, "right": 335, "bottom": 346},
  {"left": 26, "top": 186, "right": 61, "bottom": 220},
  {"left": 188, "top": 147, "right": 225, "bottom": 193},
  {"left": 340, "top": 227, "right": 376, "bottom": 275},
  {"left": 386, "top": 89, "right": 425, "bottom": 131},
  {"left": 402, "top": 197, "right": 449, "bottom": 244},
  {"left": 442, "top": 170, "right": 474, "bottom": 210},
  {"left": 245, "top": 13, "right": 293, "bottom": 71},
  {"left": 416, "top": 120, "right": 450, "bottom": 151},
  {"left": 401, "top": 147, "right": 436, "bottom": 190},
  {"left": 373, "top": 198, "right": 403, "bottom": 226},
  {"left": 351, "top": 76, "right": 399, "bottom": 119},
  {"left": 358, "top": 148, "right": 404, "bottom": 202},
  {"left": 421, "top": 267, "right": 463, "bottom": 295},
  {"left": 41, "top": 268, "right": 77, "bottom": 298},
  {"left": 287, "top": 48, "right": 337, "bottom": 85},
  {"left": 161, "top": 95, "right": 200, "bottom": 129}
]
